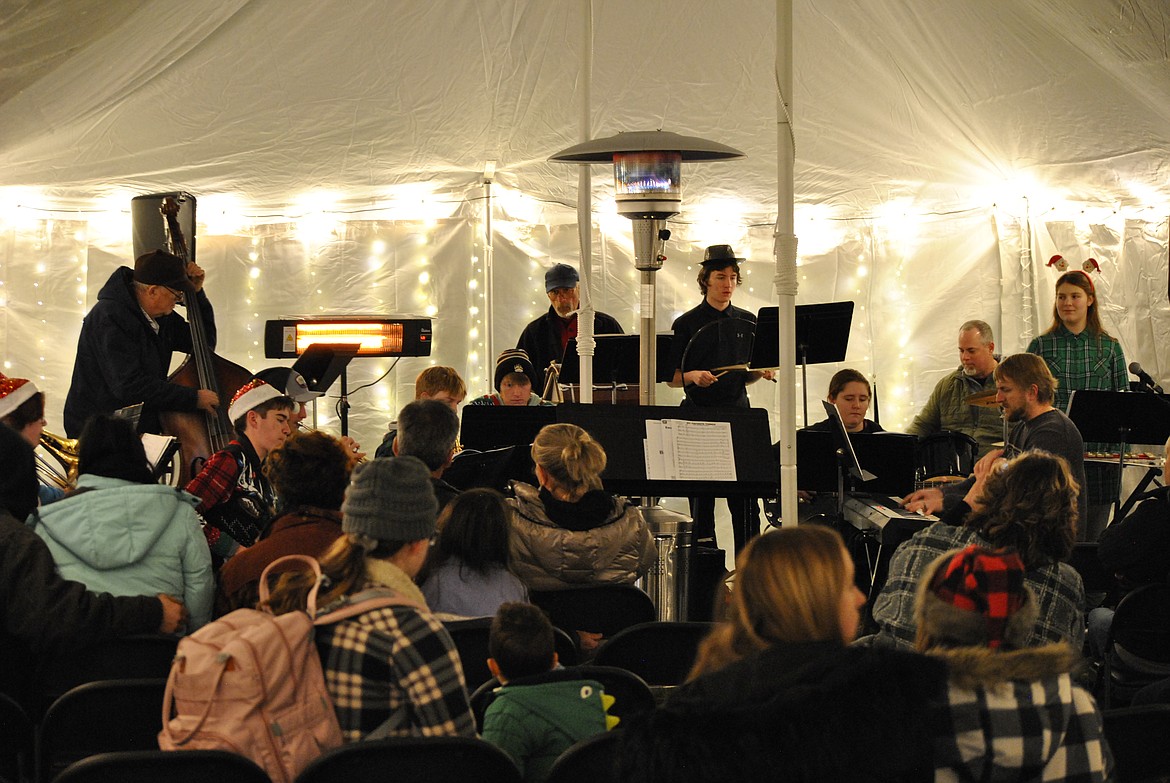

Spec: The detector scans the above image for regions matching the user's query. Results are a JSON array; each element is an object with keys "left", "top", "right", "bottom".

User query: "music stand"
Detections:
[
  {"left": 758, "top": 303, "right": 854, "bottom": 425},
  {"left": 459, "top": 405, "right": 557, "bottom": 453},
  {"left": 797, "top": 430, "right": 918, "bottom": 497},
  {"left": 291, "top": 343, "right": 359, "bottom": 435},
  {"left": 1067, "top": 389, "right": 1170, "bottom": 515},
  {"left": 561, "top": 334, "right": 637, "bottom": 403}
]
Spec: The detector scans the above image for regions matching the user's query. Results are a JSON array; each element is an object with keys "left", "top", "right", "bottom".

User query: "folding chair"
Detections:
[
  {"left": 1100, "top": 583, "right": 1170, "bottom": 708},
  {"left": 545, "top": 730, "right": 622, "bottom": 783},
  {"left": 529, "top": 585, "right": 656, "bottom": 648},
  {"left": 1101, "top": 705, "right": 1170, "bottom": 783},
  {"left": 36, "top": 679, "right": 167, "bottom": 783},
  {"left": 592, "top": 621, "right": 713, "bottom": 686},
  {"left": 0, "top": 692, "right": 33, "bottom": 783},
  {"left": 36, "top": 634, "right": 178, "bottom": 717},
  {"left": 52, "top": 750, "right": 269, "bottom": 783},
  {"left": 293, "top": 736, "right": 520, "bottom": 783}
]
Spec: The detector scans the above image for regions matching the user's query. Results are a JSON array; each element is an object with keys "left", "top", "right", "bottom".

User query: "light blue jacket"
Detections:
[{"left": 30, "top": 474, "right": 214, "bottom": 630}]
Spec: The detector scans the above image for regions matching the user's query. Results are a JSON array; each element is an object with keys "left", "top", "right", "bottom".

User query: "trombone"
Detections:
[{"left": 37, "top": 429, "right": 78, "bottom": 491}]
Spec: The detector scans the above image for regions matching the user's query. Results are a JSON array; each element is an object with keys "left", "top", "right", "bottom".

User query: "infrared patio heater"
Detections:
[{"left": 549, "top": 130, "right": 744, "bottom": 404}]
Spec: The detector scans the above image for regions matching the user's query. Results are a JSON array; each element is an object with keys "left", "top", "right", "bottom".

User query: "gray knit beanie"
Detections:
[{"left": 342, "top": 456, "right": 438, "bottom": 543}]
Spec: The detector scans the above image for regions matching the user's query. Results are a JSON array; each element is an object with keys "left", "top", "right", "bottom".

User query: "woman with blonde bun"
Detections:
[{"left": 507, "top": 423, "right": 654, "bottom": 591}]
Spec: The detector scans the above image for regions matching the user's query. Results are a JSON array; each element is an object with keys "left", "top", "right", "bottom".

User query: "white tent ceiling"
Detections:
[{"left": 1, "top": 0, "right": 1168, "bottom": 450}]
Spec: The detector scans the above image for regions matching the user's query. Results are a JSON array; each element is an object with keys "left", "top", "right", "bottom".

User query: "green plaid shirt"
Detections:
[{"left": 1027, "top": 326, "right": 1126, "bottom": 504}]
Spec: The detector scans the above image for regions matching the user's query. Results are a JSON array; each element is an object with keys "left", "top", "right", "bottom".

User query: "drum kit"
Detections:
[{"left": 915, "top": 388, "right": 1003, "bottom": 489}]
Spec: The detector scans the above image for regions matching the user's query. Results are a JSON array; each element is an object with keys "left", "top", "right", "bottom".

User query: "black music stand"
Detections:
[
  {"left": 758, "top": 303, "right": 854, "bottom": 425},
  {"left": 1067, "top": 390, "right": 1170, "bottom": 515},
  {"left": 560, "top": 334, "right": 665, "bottom": 403},
  {"left": 459, "top": 405, "right": 557, "bottom": 453},
  {"left": 292, "top": 344, "right": 359, "bottom": 435},
  {"left": 797, "top": 430, "right": 919, "bottom": 497}
]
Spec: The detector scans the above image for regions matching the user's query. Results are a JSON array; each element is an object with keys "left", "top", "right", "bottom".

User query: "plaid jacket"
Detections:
[
  {"left": 930, "top": 644, "right": 1112, "bottom": 782},
  {"left": 314, "top": 590, "right": 476, "bottom": 742},
  {"left": 871, "top": 523, "right": 1085, "bottom": 650},
  {"left": 185, "top": 439, "right": 274, "bottom": 558},
  {"left": 1028, "top": 326, "right": 1126, "bottom": 505}
]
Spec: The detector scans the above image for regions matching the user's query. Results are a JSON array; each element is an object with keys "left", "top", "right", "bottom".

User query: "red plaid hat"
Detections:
[{"left": 916, "top": 545, "right": 1037, "bottom": 650}]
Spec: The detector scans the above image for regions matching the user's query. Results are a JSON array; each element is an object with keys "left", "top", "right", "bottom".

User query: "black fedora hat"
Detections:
[{"left": 702, "top": 244, "right": 744, "bottom": 266}]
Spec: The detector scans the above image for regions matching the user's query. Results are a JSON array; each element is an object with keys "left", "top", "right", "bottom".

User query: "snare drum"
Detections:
[{"left": 917, "top": 431, "right": 978, "bottom": 486}]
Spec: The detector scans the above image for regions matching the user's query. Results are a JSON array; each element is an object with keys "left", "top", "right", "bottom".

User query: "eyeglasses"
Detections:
[{"left": 164, "top": 286, "right": 186, "bottom": 303}]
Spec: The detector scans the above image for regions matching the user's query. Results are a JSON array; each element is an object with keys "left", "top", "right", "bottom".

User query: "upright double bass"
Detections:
[{"left": 150, "top": 194, "right": 254, "bottom": 484}]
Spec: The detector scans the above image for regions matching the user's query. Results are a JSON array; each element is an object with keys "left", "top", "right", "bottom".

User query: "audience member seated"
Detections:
[
  {"left": 374, "top": 365, "right": 467, "bottom": 459},
  {"left": 0, "top": 373, "right": 66, "bottom": 504},
  {"left": 216, "top": 430, "right": 350, "bottom": 614},
  {"left": 867, "top": 449, "right": 1085, "bottom": 650},
  {"left": 618, "top": 526, "right": 946, "bottom": 782},
  {"left": 509, "top": 423, "right": 654, "bottom": 654},
  {"left": 390, "top": 399, "right": 462, "bottom": 510},
  {"left": 916, "top": 545, "right": 1112, "bottom": 781},
  {"left": 420, "top": 488, "right": 527, "bottom": 618},
  {"left": 508, "top": 423, "right": 653, "bottom": 592},
  {"left": 468, "top": 349, "right": 552, "bottom": 407},
  {"left": 0, "top": 423, "right": 185, "bottom": 710},
  {"left": 29, "top": 415, "right": 213, "bottom": 629},
  {"left": 264, "top": 456, "right": 475, "bottom": 741},
  {"left": 1087, "top": 434, "right": 1170, "bottom": 661},
  {"left": 482, "top": 603, "right": 615, "bottom": 782}
]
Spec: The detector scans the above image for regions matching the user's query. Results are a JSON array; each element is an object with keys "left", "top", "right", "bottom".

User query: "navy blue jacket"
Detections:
[{"left": 64, "top": 266, "right": 216, "bottom": 436}]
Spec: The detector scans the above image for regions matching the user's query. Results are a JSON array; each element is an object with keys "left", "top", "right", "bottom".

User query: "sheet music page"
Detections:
[
  {"left": 644, "top": 420, "right": 671, "bottom": 480},
  {"left": 666, "top": 419, "right": 737, "bottom": 481},
  {"left": 141, "top": 432, "right": 176, "bottom": 470}
]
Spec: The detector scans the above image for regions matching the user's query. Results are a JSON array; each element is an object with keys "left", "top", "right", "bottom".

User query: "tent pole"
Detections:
[
  {"left": 576, "top": 0, "right": 595, "bottom": 404},
  {"left": 775, "top": 0, "right": 799, "bottom": 528}
]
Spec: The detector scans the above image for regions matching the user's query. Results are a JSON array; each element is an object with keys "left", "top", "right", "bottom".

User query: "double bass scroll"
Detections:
[{"left": 135, "top": 192, "right": 253, "bottom": 484}]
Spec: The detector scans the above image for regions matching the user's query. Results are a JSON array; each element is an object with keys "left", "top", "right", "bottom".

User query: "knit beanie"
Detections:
[
  {"left": 915, "top": 545, "right": 1038, "bottom": 650},
  {"left": 493, "top": 348, "right": 539, "bottom": 391},
  {"left": 342, "top": 456, "right": 438, "bottom": 543}
]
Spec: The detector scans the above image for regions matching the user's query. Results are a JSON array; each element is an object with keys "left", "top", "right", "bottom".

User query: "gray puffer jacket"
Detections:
[{"left": 507, "top": 482, "right": 655, "bottom": 591}]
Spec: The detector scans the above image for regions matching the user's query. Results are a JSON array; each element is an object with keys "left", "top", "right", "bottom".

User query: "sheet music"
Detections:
[
  {"left": 141, "top": 432, "right": 177, "bottom": 471},
  {"left": 644, "top": 419, "right": 737, "bottom": 481}
]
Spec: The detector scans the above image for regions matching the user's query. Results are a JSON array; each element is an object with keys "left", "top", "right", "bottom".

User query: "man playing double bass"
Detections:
[{"left": 63, "top": 250, "right": 219, "bottom": 437}]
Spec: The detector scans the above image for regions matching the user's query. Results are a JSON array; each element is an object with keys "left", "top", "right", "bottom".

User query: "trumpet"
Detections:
[{"left": 37, "top": 429, "right": 79, "bottom": 490}]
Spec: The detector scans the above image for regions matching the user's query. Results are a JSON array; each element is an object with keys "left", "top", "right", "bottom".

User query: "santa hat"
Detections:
[
  {"left": 915, "top": 545, "right": 1038, "bottom": 651},
  {"left": 0, "top": 374, "right": 39, "bottom": 420},
  {"left": 228, "top": 378, "right": 284, "bottom": 422}
]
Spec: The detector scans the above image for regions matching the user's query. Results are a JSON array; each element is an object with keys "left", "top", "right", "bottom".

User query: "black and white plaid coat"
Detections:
[{"left": 929, "top": 643, "right": 1112, "bottom": 782}]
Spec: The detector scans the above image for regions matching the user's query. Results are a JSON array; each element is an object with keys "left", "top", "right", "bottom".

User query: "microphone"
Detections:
[{"left": 1129, "top": 362, "right": 1164, "bottom": 394}]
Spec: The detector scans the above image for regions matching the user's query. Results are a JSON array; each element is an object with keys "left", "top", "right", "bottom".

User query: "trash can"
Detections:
[{"left": 638, "top": 506, "right": 693, "bottom": 622}]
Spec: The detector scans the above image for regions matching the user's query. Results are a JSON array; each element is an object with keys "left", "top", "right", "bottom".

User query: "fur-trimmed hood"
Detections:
[{"left": 928, "top": 642, "right": 1076, "bottom": 691}]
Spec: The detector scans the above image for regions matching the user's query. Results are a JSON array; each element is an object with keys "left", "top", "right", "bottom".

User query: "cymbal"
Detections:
[{"left": 966, "top": 389, "right": 1000, "bottom": 408}]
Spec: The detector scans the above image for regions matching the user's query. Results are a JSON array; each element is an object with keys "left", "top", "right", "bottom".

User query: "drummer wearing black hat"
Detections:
[
  {"left": 668, "top": 244, "right": 774, "bottom": 553},
  {"left": 516, "top": 263, "right": 624, "bottom": 386},
  {"left": 64, "top": 250, "right": 219, "bottom": 437}
]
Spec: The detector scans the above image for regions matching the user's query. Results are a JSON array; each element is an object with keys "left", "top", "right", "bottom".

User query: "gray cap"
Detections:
[{"left": 342, "top": 456, "right": 438, "bottom": 543}]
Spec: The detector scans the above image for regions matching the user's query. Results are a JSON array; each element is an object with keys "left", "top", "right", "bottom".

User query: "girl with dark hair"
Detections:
[
  {"left": 30, "top": 415, "right": 214, "bottom": 629},
  {"left": 1028, "top": 269, "right": 1126, "bottom": 540},
  {"left": 420, "top": 488, "right": 527, "bottom": 617},
  {"left": 806, "top": 368, "right": 882, "bottom": 434},
  {"left": 0, "top": 373, "right": 66, "bottom": 504}
]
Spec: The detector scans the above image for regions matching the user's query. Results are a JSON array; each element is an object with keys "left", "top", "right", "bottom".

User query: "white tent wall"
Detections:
[{"left": 1, "top": 0, "right": 1169, "bottom": 453}]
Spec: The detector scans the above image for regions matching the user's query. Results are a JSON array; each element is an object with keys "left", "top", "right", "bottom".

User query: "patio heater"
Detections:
[{"left": 549, "top": 130, "right": 744, "bottom": 404}]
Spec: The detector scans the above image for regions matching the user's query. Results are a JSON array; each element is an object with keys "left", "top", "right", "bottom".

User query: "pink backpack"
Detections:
[{"left": 159, "top": 554, "right": 418, "bottom": 783}]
